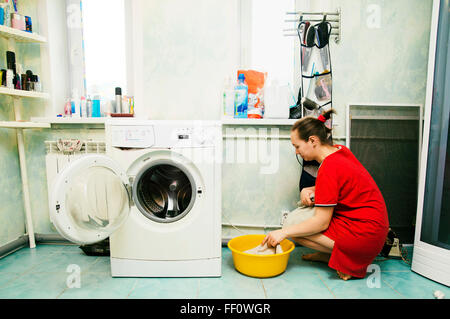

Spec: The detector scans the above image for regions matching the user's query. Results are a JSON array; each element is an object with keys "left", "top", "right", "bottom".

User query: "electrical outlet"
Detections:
[{"left": 280, "top": 210, "right": 290, "bottom": 226}]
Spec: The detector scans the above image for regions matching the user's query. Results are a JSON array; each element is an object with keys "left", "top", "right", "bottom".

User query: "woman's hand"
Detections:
[
  {"left": 262, "top": 229, "right": 287, "bottom": 248},
  {"left": 300, "top": 186, "right": 315, "bottom": 207}
]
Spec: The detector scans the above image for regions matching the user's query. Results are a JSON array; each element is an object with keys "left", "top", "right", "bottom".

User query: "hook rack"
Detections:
[{"left": 283, "top": 8, "right": 341, "bottom": 43}]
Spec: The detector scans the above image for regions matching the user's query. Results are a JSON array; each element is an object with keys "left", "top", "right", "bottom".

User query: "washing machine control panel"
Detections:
[
  {"left": 173, "top": 127, "right": 217, "bottom": 147},
  {"left": 111, "top": 125, "right": 155, "bottom": 148},
  {"left": 109, "top": 122, "right": 220, "bottom": 148}
]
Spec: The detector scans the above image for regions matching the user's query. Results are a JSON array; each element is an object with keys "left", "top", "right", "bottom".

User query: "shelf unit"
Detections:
[
  {"left": 0, "top": 25, "right": 47, "bottom": 43},
  {"left": 31, "top": 117, "right": 107, "bottom": 125},
  {"left": 221, "top": 118, "right": 298, "bottom": 125},
  {"left": 0, "top": 121, "right": 50, "bottom": 128},
  {"left": 0, "top": 21, "right": 51, "bottom": 249}
]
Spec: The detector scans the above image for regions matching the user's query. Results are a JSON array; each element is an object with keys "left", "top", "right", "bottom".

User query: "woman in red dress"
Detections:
[{"left": 262, "top": 110, "right": 389, "bottom": 280}]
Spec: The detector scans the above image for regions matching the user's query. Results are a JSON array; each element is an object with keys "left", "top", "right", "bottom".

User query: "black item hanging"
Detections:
[{"left": 294, "top": 15, "right": 334, "bottom": 189}]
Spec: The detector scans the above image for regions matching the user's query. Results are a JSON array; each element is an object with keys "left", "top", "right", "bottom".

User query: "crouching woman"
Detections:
[{"left": 262, "top": 110, "right": 389, "bottom": 280}]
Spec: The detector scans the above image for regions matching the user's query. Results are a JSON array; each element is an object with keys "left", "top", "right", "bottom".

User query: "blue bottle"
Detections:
[
  {"left": 234, "top": 73, "right": 248, "bottom": 118},
  {"left": 92, "top": 95, "right": 101, "bottom": 117}
]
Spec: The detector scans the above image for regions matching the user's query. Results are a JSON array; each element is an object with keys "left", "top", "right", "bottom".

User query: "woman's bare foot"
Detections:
[
  {"left": 301, "top": 252, "right": 331, "bottom": 264},
  {"left": 337, "top": 270, "right": 352, "bottom": 281}
]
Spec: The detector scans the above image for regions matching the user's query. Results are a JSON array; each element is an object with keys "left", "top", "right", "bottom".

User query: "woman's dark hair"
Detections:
[{"left": 291, "top": 109, "right": 336, "bottom": 145}]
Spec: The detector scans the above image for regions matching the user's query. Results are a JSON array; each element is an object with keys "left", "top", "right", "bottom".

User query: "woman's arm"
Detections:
[
  {"left": 262, "top": 206, "right": 334, "bottom": 247},
  {"left": 300, "top": 186, "right": 316, "bottom": 207},
  {"left": 284, "top": 206, "right": 333, "bottom": 237}
]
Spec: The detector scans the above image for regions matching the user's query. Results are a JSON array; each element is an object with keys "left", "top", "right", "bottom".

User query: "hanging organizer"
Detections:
[
  {"left": 284, "top": 9, "right": 340, "bottom": 123},
  {"left": 283, "top": 10, "right": 341, "bottom": 192}
]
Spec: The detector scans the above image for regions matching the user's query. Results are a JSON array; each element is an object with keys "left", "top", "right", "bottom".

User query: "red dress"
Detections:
[{"left": 315, "top": 145, "right": 389, "bottom": 278}]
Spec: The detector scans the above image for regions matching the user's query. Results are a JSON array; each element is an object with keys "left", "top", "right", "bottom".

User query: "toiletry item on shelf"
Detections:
[
  {"left": 72, "top": 97, "right": 81, "bottom": 118},
  {"left": 222, "top": 76, "right": 235, "bottom": 119},
  {"left": 264, "top": 80, "right": 290, "bottom": 119},
  {"left": 6, "top": 51, "right": 16, "bottom": 74},
  {"left": 12, "top": 0, "right": 17, "bottom": 13},
  {"left": 0, "top": 7, "right": 4, "bottom": 25},
  {"left": 11, "top": 13, "right": 24, "bottom": 30},
  {"left": 80, "top": 96, "right": 87, "bottom": 117},
  {"left": 70, "top": 99, "right": 76, "bottom": 115},
  {"left": 20, "top": 73, "right": 26, "bottom": 89},
  {"left": 64, "top": 99, "right": 72, "bottom": 117},
  {"left": 86, "top": 96, "right": 92, "bottom": 117},
  {"left": 6, "top": 69, "right": 14, "bottom": 89},
  {"left": 115, "top": 87, "right": 122, "bottom": 114},
  {"left": 13, "top": 73, "right": 20, "bottom": 89},
  {"left": 92, "top": 95, "right": 101, "bottom": 118},
  {"left": 129, "top": 96, "right": 134, "bottom": 114},
  {"left": 238, "top": 69, "right": 267, "bottom": 119},
  {"left": 0, "top": 69, "right": 4, "bottom": 86},
  {"left": 234, "top": 73, "right": 248, "bottom": 119},
  {"left": 25, "top": 16, "right": 31, "bottom": 32},
  {"left": 33, "top": 75, "right": 41, "bottom": 92},
  {"left": 105, "top": 100, "right": 112, "bottom": 117},
  {"left": 2, "top": 2, "right": 10, "bottom": 27},
  {"left": 122, "top": 95, "right": 130, "bottom": 114}
]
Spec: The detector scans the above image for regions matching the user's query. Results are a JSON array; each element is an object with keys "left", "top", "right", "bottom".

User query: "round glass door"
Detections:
[
  {"left": 133, "top": 161, "right": 196, "bottom": 223},
  {"left": 51, "top": 155, "right": 130, "bottom": 245}
]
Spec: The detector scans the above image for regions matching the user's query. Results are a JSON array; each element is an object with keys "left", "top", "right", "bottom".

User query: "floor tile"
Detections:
[
  {"left": 381, "top": 271, "right": 450, "bottom": 299},
  {"left": 0, "top": 250, "right": 53, "bottom": 273},
  {"left": 0, "top": 244, "right": 447, "bottom": 299},
  {"left": 0, "top": 272, "right": 67, "bottom": 299},
  {"left": 262, "top": 270, "right": 334, "bottom": 299},
  {"left": 33, "top": 252, "right": 99, "bottom": 273},
  {"left": 129, "top": 278, "right": 199, "bottom": 299},
  {"left": 58, "top": 272, "right": 137, "bottom": 299},
  {"left": 197, "top": 248, "right": 265, "bottom": 299}
]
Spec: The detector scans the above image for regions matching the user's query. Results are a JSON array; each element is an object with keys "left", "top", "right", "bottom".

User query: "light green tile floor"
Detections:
[{"left": 0, "top": 244, "right": 448, "bottom": 299}]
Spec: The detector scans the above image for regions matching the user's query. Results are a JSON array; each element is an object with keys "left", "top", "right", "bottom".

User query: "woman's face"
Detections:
[{"left": 290, "top": 131, "right": 316, "bottom": 161}]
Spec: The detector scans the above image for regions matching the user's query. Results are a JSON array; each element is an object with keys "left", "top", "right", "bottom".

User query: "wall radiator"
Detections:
[{"left": 44, "top": 140, "right": 106, "bottom": 219}]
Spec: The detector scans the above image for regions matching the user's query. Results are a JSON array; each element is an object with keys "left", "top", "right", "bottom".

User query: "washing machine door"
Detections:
[{"left": 50, "top": 154, "right": 131, "bottom": 245}]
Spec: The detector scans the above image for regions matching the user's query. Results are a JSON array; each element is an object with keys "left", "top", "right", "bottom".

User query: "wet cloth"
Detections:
[
  {"left": 244, "top": 243, "right": 283, "bottom": 255},
  {"left": 282, "top": 202, "right": 315, "bottom": 228}
]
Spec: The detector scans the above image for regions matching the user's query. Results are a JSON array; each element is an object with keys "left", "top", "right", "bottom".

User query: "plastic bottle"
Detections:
[
  {"left": 92, "top": 95, "right": 101, "bottom": 117},
  {"left": 64, "top": 99, "right": 72, "bottom": 117},
  {"left": 234, "top": 73, "right": 248, "bottom": 119},
  {"left": 86, "top": 96, "right": 93, "bottom": 117},
  {"left": 222, "top": 77, "right": 235, "bottom": 119},
  {"left": 80, "top": 96, "right": 87, "bottom": 117}
]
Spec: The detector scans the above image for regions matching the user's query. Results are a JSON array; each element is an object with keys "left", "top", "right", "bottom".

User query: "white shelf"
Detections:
[
  {"left": 0, "top": 25, "right": 47, "bottom": 43},
  {"left": 31, "top": 117, "right": 107, "bottom": 125},
  {"left": 0, "top": 87, "right": 50, "bottom": 99},
  {"left": 221, "top": 118, "right": 297, "bottom": 125},
  {"left": 0, "top": 121, "right": 50, "bottom": 129}
]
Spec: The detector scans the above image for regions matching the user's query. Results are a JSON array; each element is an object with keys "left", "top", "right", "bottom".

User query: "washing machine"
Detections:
[{"left": 49, "top": 120, "right": 222, "bottom": 277}]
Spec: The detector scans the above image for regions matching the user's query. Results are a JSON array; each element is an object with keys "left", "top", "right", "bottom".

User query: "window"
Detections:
[
  {"left": 242, "top": 0, "right": 295, "bottom": 88},
  {"left": 81, "top": 0, "right": 127, "bottom": 100}
]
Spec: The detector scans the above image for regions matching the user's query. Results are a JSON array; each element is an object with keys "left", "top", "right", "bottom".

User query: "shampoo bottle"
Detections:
[
  {"left": 234, "top": 73, "right": 248, "bottom": 119},
  {"left": 222, "top": 77, "right": 235, "bottom": 119}
]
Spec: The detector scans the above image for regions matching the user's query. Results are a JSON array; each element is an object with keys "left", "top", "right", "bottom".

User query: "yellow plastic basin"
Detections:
[{"left": 227, "top": 234, "right": 295, "bottom": 278}]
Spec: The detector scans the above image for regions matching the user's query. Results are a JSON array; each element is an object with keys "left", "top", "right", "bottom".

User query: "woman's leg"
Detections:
[
  {"left": 292, "top": 233, "right": 334, "bottom": 253},
  {"left": 292, "top": 233, "right": 352, "bottom": 280}
]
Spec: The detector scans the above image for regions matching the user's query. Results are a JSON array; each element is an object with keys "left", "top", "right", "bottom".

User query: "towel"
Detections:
[
  {"left": 244, "top": 243, "right": 283, "bottom": 255},
  {"left": 281, "top": 202, "right": 315, "bottom": 228}
]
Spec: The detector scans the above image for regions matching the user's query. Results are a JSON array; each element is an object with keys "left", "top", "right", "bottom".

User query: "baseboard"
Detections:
[{"left": 0, "top": 235, "right": 28, "bottom": 259}]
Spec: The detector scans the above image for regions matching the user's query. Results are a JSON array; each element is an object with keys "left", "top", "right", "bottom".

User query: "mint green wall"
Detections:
[
  {"left": 299, "top": 0, "right": 433, "bottom": 136},
  {"left": 0, "top": 0, "right": 435, "bottom": 245},
  {"left": 0, "top": 96, "right": 26, "bottom": 246}
]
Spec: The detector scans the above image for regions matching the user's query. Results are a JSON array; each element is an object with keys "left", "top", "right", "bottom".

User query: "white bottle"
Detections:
[
  {"left": 6, "top": 69, "right": 14, "bottom": 89},
  {"left": 80, "top": 96, "right": 87, "bottom": 117},
  {"left": 222, "top": 77, "right": 235, "bottom": 119}
]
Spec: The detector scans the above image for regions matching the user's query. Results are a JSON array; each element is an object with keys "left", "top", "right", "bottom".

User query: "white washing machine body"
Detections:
[{"left": 49, "top": 120, "right": 222, "bottom": 277}]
